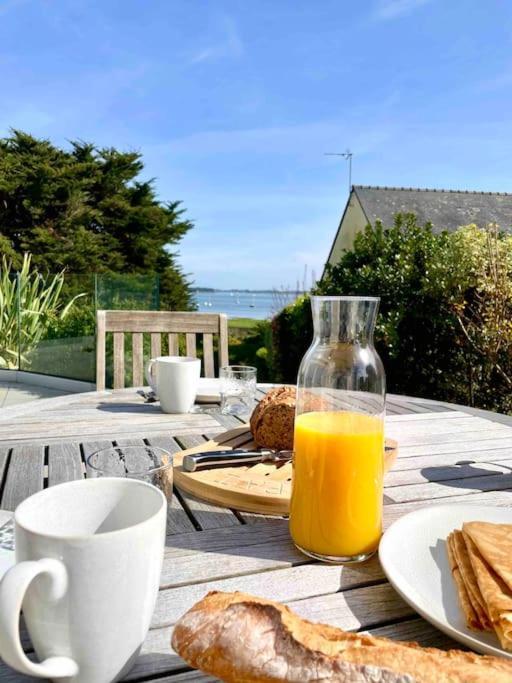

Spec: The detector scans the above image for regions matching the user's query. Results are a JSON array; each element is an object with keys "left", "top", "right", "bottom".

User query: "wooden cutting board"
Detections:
[{"left": 173, "top": 425, "right": 398, "bottom": 516}]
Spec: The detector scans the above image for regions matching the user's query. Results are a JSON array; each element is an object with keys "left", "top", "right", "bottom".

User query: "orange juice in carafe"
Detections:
[
  {"left": 293, "top": 295, "right": 386, "bottom": 563},
  {"left": 289, "top": 410, "right": 384, "bottom": 561}
]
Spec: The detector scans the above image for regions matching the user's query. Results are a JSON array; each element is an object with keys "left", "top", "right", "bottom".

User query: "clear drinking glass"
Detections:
[
  {"left": 289, "top": 296, "right": 386, "bottom": 564},
  {"left": 220, "top": 365, "right": 257, "bottom": 416},
  {"left": 86, "top": 446, "right": 173, "bottom": 502}
]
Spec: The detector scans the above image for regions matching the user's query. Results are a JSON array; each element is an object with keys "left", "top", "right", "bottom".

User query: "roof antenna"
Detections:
[{"left": 325, "top": 149, "right": 353, "bottom": 192}]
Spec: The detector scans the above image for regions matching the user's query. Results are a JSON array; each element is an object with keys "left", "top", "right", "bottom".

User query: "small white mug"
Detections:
[
  {"left": 0, "top": 478, "right": 166, "bottom": 683},
  {"left": 146, "top": 356, "right": 200, "bottom": 413}
]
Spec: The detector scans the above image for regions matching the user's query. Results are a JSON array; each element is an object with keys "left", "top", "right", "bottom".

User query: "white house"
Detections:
[{"left": 325, "top": 185, "right": 512, "bottom": 270}]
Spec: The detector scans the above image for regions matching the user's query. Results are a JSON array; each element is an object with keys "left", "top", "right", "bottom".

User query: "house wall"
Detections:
[{"left": 327, "top": 195, "right": 368, "bottom": 266}]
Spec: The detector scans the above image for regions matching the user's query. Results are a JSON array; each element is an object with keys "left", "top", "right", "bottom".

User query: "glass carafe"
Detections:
[{"left": 289, "top": 296, "right": 386, "bottom": 564}]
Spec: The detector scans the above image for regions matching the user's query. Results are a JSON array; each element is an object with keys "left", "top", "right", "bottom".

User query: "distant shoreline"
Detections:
[
  {"left": 192, "top": 288, "right": 303, "bottom": 320},
  {"left": 192, "top": 287, "right": 305, "bottom": 294}
]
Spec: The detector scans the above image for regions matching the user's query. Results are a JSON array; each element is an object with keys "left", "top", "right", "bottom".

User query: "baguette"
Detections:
[{"left": 172, "top": 591, "right": 512, "bottom": 682}]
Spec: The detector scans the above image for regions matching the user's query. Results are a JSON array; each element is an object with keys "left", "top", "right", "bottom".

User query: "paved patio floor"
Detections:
[{"left": 0, "top": 382, "right": 72, "bottom": 408}]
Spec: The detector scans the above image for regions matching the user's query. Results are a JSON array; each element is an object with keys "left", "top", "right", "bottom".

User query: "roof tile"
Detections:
[{"left": 353, "top": 186, "right": 512, "bottom": 232}]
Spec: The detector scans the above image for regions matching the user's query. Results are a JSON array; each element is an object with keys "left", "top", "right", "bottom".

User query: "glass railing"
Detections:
[{"left": 1, "top": 273, "right": 160, "bottom": 383}]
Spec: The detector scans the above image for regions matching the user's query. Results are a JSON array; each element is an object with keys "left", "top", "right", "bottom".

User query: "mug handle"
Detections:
[
  {"left": 0, "top": 558, "right": 79, "bottom": 679},
  {"left": 145, "top": 359, "right": 157, "bottom": 394}
]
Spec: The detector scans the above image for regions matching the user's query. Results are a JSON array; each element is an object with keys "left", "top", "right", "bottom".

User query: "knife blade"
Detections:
[{"left": 182, "top": 448, "right": 293, "bottom": 472}]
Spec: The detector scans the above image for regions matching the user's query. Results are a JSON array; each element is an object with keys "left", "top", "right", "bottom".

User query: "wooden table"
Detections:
[{"left": 1, "top": 387, "right": 512, "bottom": 682}]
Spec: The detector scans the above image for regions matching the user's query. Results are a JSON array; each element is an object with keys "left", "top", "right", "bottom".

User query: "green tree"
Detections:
[
  {"left": 0, "top": 130, "right": 194, "bottom": 309},
  {"left": 273, "top": 215, "right": 512, "bottom": 413},
  {"left": 446, "top": 224, "right": 512, "bottom": 411},
  {"left": 319, "top": 214, "right": 465, "bottom": 402}
]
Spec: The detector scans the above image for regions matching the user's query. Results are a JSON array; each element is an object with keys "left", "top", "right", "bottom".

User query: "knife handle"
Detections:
[{"left": 182, "top": 450, "right": 273, "bottom": 472}]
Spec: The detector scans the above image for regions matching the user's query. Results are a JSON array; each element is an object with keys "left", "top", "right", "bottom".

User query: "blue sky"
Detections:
[{"left": 1, "top": 0, "right": 512, "bottom": 288}]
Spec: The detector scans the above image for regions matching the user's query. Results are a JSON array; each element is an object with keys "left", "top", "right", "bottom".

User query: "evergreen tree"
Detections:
[{"left": 0, "top": 130, "right": 194, "bottom": 309}]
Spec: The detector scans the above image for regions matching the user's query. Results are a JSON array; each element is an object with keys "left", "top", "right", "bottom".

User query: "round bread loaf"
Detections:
[{"left": 250, "top": 386, "right": 296, "bottom": 451}]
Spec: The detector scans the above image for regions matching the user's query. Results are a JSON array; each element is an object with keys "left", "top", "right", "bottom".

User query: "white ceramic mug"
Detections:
[
  {"left": 0, "top": 478, "right": 166, "bottom": 683},
  {"left": 146, "top": 356, "right": 200, "bottom": 413}
]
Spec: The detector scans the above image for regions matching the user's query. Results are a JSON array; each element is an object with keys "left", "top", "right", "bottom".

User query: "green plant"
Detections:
[
  {"left": 272, "top": 215, "right": 512, "bottom": 414},
  {"left": 318, "top": 214, "right": 463, "bottom": 401},
  {"left": 0, "top": 253, "right": 85, "bottom": 368},
  {"left": 271, "top": 295, "right": 312, "bottom": 383},
  {"left": 229, "top": 320, "right": 275, "bottom": 382},
  {"left": 447, "top": 224, "right": 512, "bottom": 411},
  {"left": 0, "top": 130, "right": 195, "bottom": 310}
]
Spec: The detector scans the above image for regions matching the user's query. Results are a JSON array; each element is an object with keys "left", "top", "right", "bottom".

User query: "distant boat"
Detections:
[{"left": 249, "top": 293, "right": 255, "bottom": 308}]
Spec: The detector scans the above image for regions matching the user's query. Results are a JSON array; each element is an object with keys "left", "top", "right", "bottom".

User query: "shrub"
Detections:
[
  {"left": 272, "top": 215, "right": 512, "bottom": 413},
  {"left": 0, "top": 253, "right": 85, "bottom": 368},
  {"left": 271, "top": 295, "right": 312, "bottom": 383},
  {"left": 229, "top": 320, "right": 274, "bottom": 382}
]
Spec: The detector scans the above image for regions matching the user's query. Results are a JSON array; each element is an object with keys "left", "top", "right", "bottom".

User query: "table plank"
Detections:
[
  {"left": 386, "top": 410, "right": 469, "bottom": 422},
  {"left": 0, "top": 447, "right": 10, "bottom": 493},
  {"left": 164, "top": 517, "right": 290, "bottom": 555},
  {"left": 385, "top": 471, "right": 512, "bottom": 504},
  {"left": 48, "top": 443, "right": 83, "bottom": 486},
  {"left": 366, "top": 617, "right": 462, "bottom": 649},
  {"left": 157, "top": 435, "right": 241, "bottom": 531},
  {"left": 81, "top": 439, "right": 114, "bottom": 475},
  {"left": 114, "top": 437, "right": 156, "bottom": 472},
  {"left": 386, "top": 457, "right": 512, "bottom": 488},
  {"left": 387, "top": 425, "right": 512, "bottom": 448},
  {"left": 1, "top": 445, "right": 45, "bottom": 511},
  {"left": 383, "top": 489, "right": 512, "bottom": 528},
  {"left": 386, "top": 414, "right": 510, "bottom": 435},
  {"left": 391, "top": 445, "right": 512, "bottom": 472},
  {"left": 153, "top": 559, "right": 385, "bottom": 629},
  {"left": 396, "top": 435, "right": 512, "bottom": 458},
  {"left": 290, "top": 582, "right": 413, "bottom": 630}
]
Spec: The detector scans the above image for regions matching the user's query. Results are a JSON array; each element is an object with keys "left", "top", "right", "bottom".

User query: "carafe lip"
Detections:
[{"left": 312, "top": 295, "right": 380, "bottom": 302}]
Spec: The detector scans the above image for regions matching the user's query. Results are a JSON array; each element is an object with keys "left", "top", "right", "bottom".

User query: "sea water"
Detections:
[{"left": 192, "top": 290, "right": 301, "bottom": 320}]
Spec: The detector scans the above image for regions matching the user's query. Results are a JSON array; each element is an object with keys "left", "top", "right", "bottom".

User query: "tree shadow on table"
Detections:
[
  {"left": 163, "top": 505, "right": 386, "bottom": 594},
  {"left": 164, "top": 508, "right": 301, "bottom": 563},
  {"left": 96, "top": 401, "right": 162, "bottom": 414},
  {"left": 420, "top": 460, "right": 512, "bottom": 491}
]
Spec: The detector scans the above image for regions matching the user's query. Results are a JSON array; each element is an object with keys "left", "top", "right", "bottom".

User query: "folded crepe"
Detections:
[
  {"left": 463, "top": 531, "right": 512, "bottom": 651},
  {"left": 446, "top": 532, "right": 481, "bottom": 630},
  {"left": 463, "top": 521, "right": 512, "bottom": 592},
  {"left": 450, "top": 530, "right": 492, "bottom": 631}
]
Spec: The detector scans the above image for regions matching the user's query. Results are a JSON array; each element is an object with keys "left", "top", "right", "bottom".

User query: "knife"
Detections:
[{"left": 182, "top": 448, "right": 293, "bottom": 472}]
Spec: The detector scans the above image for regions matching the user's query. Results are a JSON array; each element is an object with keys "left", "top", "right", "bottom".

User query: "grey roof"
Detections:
[{"left": 353, "top": 186, "right": 512, "bottom": 232}]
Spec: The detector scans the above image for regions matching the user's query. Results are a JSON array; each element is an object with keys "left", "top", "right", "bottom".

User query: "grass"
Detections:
[{"left": 228, "top": 317, "right": 261, "bottom": 331}]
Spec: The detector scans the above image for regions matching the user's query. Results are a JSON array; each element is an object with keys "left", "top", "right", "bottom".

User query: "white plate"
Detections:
[
  {"left": 195, "top": 377, "right": 222, "bottom": 403},
  {"left": 379, "top": 504, "right": 512, "bottom": 658}
]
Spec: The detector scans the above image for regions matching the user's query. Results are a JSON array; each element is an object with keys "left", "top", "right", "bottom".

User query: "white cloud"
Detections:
[
  {"left": 373, "top": 0, "right": 433, "bottom": 21},
  {"left": 189, "top": 15, "right": 243, "bottom": 65}
]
